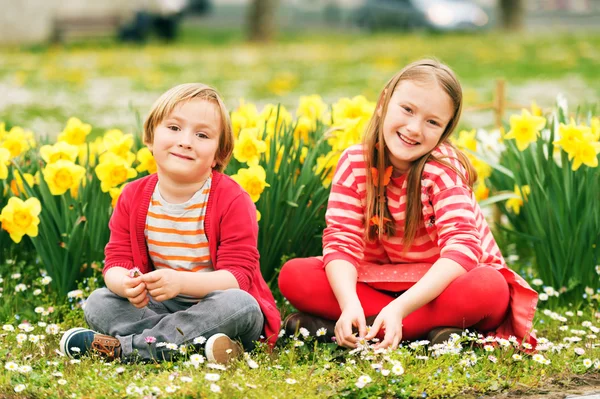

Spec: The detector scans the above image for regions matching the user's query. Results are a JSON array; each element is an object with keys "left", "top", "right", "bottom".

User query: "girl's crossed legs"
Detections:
[{"left": 278, "top": 257, "right": 509, "bottom": 340}]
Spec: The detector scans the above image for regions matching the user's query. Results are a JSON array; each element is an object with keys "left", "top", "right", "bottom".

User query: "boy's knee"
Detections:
[{"left": 220, "top": 289, "right": 261, "bottom": 315}]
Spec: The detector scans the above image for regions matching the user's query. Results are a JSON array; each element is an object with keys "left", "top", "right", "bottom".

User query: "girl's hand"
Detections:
[
  {"left": 335, "top": 300, "right": 367, "bottom": 348},
  {"left": 365, "top": 303, "right": 403, "bottom": 350},
  {"left": 123, "top": 275, "right": 149, "bottom": 308},
  {"left": 141, "top": 269, "right": 182, "bottom": 302}
]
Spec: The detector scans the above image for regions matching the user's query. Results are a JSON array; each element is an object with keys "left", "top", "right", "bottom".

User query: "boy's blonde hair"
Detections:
[
  {"left": 363, "top": 59, "right": 476, "bottom": 248},
  {"left": 143, "top": 83, "right": 234, "bottom": 172}
]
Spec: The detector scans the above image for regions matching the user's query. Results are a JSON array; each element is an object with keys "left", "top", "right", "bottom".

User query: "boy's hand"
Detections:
[
  {"left": 123, "top": 275, "right": 149, "bottom": 308},
  {"left": 141, "top": 269, "right": 182, "bottom": 302}
]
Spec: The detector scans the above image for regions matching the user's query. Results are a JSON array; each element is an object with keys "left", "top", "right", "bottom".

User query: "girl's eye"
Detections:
[
  {"left": 168, "top": 125, "right": 180, "bottom": 131},
  {"left": 428, "top": 120, "right": 440, "bottom": 126},
  {"left": 196, "top": 132, "right": 208, "bottom": 138},
  {"left": 402, "top": 106, "right": 412, "bottom": 114}
]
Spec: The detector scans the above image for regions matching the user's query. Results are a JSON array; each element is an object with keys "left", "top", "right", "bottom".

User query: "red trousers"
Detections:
[{"left": 278, "top": 257, "right": 510, "bottom": 340}]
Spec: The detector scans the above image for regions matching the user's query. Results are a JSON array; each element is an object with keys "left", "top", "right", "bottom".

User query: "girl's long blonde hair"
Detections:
[{"left": 363, "top": 59, "right": 476, "bottom": 248}]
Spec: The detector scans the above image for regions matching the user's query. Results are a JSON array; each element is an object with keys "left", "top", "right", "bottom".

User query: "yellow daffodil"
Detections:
[
  {"left": 258, "top": 104, "right": 293, "bottom": 141},
  {"left": 256, "top": 209, "right": 261, "bottom": 222},
  {"left": 0, "top": 122, "right": 6, "bottom": 141},
  {"left": 472, "top": 157, "right": 492, "bottom": 180},
  {"left": 267, "top": 72, "right": 298, "bottom": 96},
  {"left": 332, "top": 95, "right": 375, "bottom": 124},
  {"left": 568, "top": 140, "right": 600, "bottom": 171},
  {"left": 553, "top": 119, "right": 591, "bottom": 155},
  {"left": 315, "top": 151, "right": 340, "bottom": 188},
  {"left": 39, "top": 141, "right": 79, "bottom": 164},
  {"left": 0, "top": 197, "right": 41, "bottom": 243},
  {"left": 591, "top": 117, "right": 600, "bottom": 141},
  {"left": 42, "top": 160, "right": 86, "bottom": 196},
  {"left": 136, "top": 147, "right": 157, "bottom": 174},
  {"left": 454, "top": 129, "right": 478, "bottom": 152},
  {"left": 474, "top": 181, "right": 489, "bottom": 201},
  {"left": 57, "top": 117, "right": 91, "bottom": 145},
  {"left": 0, "top": 148, "right": 11, "bottom": 180},
  {"left": 231, "top": 164, "right": 270, "bottom": 203},
  {"left": 1, "top": 126, "right": 32, "bottom": 158},
  {"left": 10, "top": 170, "right": 35, "bottom": 197},
  {"left": 95, "top": 152, "right": 137, "bottom": 192},
  {"left": 506, "top": 185, "right": 530, "bottom": 215},
  {"left": 297, "top": 95, "right": 327, "bottom": 122},
  {"left": 233, "top": 128, "right": 267, "bottom": 165},
  {"left": 293, "top": 116, "right": 313, "bottom": 145},
  {"left": 231, "top": 100, "right": 259, "bottom": 139},
  {"left": 101, "top": 129, "right": 136, "bottom": 165},
  {"left": 109, "top": 183, "right": 127, "bottom": 208},
  {"left": 78, "top": 137, "right": 104, "bottom": 167},
  {"left": 530, "top": 101, "right": 543, "bottom": 117},
  {"left": 327, "top": 118, "right": 365, "bottom": 153},
  {"left": 505, "top": 109, "right": 546, "bottom": 151}
]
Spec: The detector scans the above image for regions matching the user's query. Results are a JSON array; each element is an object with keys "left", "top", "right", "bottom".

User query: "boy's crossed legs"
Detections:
[{"left": 62, "top": 288, "right": 263, "bottom": 363}]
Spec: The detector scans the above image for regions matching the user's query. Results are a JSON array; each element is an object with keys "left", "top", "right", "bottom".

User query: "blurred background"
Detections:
[{"left": 0, "top": 0, "right": 599, "bottom": 137}]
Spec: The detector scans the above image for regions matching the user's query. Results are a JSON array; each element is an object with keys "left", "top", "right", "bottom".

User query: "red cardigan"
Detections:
[{"left": 103, "top": 172, "right": 281, "bottom": 346}]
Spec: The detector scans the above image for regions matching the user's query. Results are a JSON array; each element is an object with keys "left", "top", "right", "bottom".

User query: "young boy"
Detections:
[{"left": 60, "top": 83, "right": 280, "bottom": 363}]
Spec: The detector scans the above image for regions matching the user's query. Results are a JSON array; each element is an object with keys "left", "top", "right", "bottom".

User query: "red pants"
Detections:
[{"left": 278, "top": 257, "right": 510, "bottom": 340}]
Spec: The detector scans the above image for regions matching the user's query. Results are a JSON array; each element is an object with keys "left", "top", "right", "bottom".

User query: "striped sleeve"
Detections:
[
  {"left": 425, "top": 152, "right": 482, "bottom": 271},
  {"left": 322, "top": 147, "right": 366, "bottom": 268}
]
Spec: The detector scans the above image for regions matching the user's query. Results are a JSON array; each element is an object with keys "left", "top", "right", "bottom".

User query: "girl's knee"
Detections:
[
  {"left": 278, "top": 257, "right": 319, "bottom": 300},
  {"left": 468, "top": 267, "right": 510, "bottom": 313}
]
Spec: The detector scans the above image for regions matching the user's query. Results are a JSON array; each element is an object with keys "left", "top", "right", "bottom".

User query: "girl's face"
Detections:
[
  {"left": 148, "top": 98, "right": 221, "bottom": 185},
  {"left": 382, "top": 79, "right": 454, "bottom": 175}
]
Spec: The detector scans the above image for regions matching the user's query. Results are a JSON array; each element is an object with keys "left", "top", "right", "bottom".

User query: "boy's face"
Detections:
[{"left": 148, "top": 98, "right": 221, "bottom": 185}]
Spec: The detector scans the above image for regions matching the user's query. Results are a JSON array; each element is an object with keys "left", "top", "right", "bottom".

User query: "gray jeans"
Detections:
[{"left": 83, "top": 288, "right": 264, "bottom": 361}]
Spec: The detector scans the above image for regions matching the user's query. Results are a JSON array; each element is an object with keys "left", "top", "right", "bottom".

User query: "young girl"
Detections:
[
  {"left": 278, "top": 59, "right": 538, "bottom": 350},
  {"left": 60, "top": 83, "right": 280, "bottom": 363}
]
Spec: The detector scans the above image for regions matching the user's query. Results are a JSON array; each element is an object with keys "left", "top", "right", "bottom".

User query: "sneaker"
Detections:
[
  {"left": 283, "top": 312, "right": 336, "bottom": 342},
  {"left": 204, "top": 333, "right": 242, "bottom": 364},
  {"left": 60, "top": 327, "right": 122, "bottom": 359},
  {"left": 427, "top": 327, "right": 464, "bottom": 345}
]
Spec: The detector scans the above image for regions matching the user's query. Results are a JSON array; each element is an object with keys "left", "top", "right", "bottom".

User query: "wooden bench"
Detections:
[{"left": 52, "top": 14, "right": 123, "bottom": 42}]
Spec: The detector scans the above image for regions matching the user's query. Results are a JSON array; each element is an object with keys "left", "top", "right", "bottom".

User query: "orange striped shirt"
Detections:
[{"left": 145, "top": 180, "right": 213, "bottom": 302}]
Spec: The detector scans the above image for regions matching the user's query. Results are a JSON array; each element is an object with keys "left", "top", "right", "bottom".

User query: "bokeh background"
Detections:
[{"left": 1, "top": 0, "right": 599, "bottom": 139}]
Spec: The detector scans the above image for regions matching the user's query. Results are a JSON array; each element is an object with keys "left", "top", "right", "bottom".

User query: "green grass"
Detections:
[{"left": 0, "top": 264, "right": 599, "bottom": 398}]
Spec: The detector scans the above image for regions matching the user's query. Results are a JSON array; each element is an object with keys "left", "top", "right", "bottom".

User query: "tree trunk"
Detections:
[
  {"left": 247, "top": 0, "right": 279, "bottom": 42},
  {"left": 499, "top": 0, "right": 524, "bottom": 30}
]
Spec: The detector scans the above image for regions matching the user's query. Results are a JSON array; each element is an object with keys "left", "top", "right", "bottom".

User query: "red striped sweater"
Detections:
[{"left": 322, "top": 143, "right": 538, "bottom": 344}]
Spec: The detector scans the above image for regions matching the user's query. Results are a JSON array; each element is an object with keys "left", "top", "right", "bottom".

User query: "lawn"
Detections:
[{"left": 0, "top": 266, "right": 599, "bottom": 398}]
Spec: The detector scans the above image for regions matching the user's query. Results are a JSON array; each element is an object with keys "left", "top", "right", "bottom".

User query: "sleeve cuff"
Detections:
[
  {"left": 439, "top": 251, "right": 477, "bottom": 272},
  {"left": 102, "top": 262, "right": 134, "bottom": 277},
  {"left": 322, "top": 253, "right": 359, "bottom": 269}
]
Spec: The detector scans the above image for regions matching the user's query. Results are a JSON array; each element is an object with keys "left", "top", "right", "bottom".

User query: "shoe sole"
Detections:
[
  {"left": 205, "top": 333, "right": 242, "bottom": 364},
  {"left": 428, "top": 328, "right": 463, "bottom": 345},
  {"left": 59, "top": 327, "right": 90, "bottom": 358}
]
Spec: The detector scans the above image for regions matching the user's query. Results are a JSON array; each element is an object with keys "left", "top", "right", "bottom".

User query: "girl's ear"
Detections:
[{"left": 211, "top": 158, "right": 217, "bottom": 168}]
